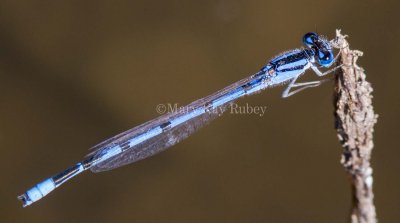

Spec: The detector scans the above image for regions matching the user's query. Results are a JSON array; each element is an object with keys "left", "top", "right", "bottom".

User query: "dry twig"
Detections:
[{"left": 332, "top": 30, "right": 378, "bottom": 223}]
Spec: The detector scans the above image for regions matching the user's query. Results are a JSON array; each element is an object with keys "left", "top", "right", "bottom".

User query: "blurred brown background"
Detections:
[{"left": 1, "top": 0, "right": 399, "bottom": 222}]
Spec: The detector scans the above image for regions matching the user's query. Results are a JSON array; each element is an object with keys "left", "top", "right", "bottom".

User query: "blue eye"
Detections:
[
  {"left": 318, "top": 50, "right": 334, "bottom": 67},
  {"left": 303, "top": 32, "right": 318, "bottom": 47}
]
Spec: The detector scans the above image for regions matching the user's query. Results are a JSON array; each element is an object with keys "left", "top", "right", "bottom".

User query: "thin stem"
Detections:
[{"left": 332, "top": 30, "right": 378, "bottom": 223}]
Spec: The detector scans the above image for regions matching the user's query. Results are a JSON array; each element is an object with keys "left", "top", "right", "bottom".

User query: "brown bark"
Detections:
[{"left": 332, "top": 30, "right": 378, "bottom": 223}]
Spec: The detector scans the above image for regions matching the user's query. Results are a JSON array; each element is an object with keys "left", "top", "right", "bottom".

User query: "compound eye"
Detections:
[
  {"left": 318, "top": 50, "right": 334, "bottom": 67},
  {"left": 303, "top": 32, "right": 318, "bottom": 47}
]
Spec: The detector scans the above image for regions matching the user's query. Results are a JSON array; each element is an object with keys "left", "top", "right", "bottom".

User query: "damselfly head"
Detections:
[{"left": 303, "top": 32, "right": 334, "bottom": 67}]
